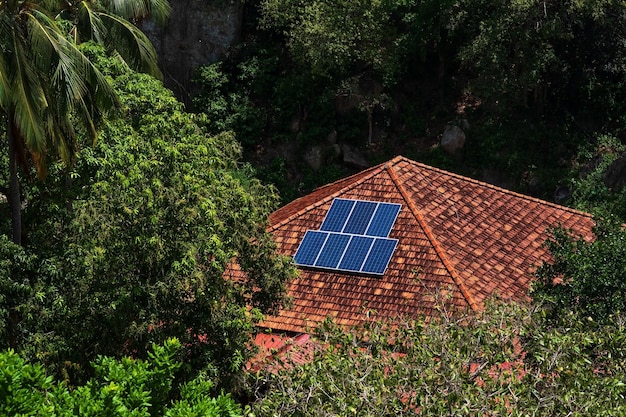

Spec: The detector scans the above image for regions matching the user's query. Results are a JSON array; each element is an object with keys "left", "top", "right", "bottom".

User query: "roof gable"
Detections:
[{"left": 259, "top": 156, "right": 595, "bottom": 333}]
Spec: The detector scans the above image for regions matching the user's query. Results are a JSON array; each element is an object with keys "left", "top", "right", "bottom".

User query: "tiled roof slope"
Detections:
[{"left": 259, "top": 156, "right": 595, "bottom": 333}]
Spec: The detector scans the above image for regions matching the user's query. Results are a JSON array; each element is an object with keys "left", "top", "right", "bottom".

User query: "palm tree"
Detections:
[{"left": 0, "top": 0, "right": 169, "bottom": 244}]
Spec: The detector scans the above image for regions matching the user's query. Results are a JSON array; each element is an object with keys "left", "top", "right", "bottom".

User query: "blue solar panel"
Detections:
[
  {"left": 343, "top": 201, "right": 377, "bottom": 234},
  {"left": 294, "top": 198, "right": 402, "bottom": 275},
  {"left": 294, "top": 231, "right": 328, "bottom": 266},
  {"left": 365, "top": 203, "right": 401, "bottom": 237},
  {"left": 320, "top": 199, "right": 355, "bottom": 232},
  {"left": 338, "top": 236, "right": 374, "bottom": 271},
  {"left": 361, "top": 238, "right": 398, "bottom": 275},
  {"left": 315, "top": 233, "right": 350, "bottom": 268}
]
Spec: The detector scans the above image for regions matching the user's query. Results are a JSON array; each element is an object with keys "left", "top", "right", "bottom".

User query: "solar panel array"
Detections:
[{"left": 294, "top": 199, "right": 401, "bottom": 275}]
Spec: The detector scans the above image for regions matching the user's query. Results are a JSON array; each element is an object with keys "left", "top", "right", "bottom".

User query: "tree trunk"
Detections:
[
  {"left": 7, "top": 116, "right": 22, "bottom": 245},
  {"left": 367, "top": 108, "right": 373, "bottom": 146}
]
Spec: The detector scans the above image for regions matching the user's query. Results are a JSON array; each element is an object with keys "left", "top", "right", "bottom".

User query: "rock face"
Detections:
[
  {"left": 139, "top": 0, "right": 244, "bottom": 104},
  {"left": 341, "top": 144, "right": 369, "bottom": 169},
  {"left": 440, "top": 125, "right": 466, "bottom": 155},
  {"left": 603, "top": 152, "right": 626, "bottom": 191},
  {"left": 304, "top": 146, "right": 323, "bottom": 171}
]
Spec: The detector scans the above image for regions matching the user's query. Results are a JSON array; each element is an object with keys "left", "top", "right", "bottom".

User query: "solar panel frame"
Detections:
[
  {"left": 361, "top": 238, "right": 398, "bottom": 275},
  {"left": 293, "top": 231, "right": 329, "bottom": 266},
  {"left": 320, "top": 199, "right": 355, "bottom": 232},
  {"left": 342, "top": 201, "right": 377, "bottom": 235},
  {"left": 293, "top": 198, "right": 402, "bottom": 275},
  {"left": 315, "top": 233, "right": 351, "bottom": 269}
]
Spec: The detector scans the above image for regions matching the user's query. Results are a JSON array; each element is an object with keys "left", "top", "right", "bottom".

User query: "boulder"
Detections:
[
  {"left": 327, "top": 130, "right": 338, "bottom": 145},
  {"left": 603, "top": 151, "right": 626, "bottom": 191},
  {"left": 440, "top": 125, "right": 466, "bottom": 155},
  {"left": 341, "top": 144, "right": 369, "bottom": 169},
  {"left": 554, "top": 184, "right": 573, "bottom": 203},
  {"left": 303, "top": 146, "right": 323, "bottom": 172},
  {"left": 329, "top": 144, "right": 342, "bottom": 159},
  {"left": 139, "top": 0, "right": 244, "bottom": 104}
]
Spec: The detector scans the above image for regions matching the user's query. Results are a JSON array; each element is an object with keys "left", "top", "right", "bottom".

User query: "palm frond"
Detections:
[
  {"left": 99, "top": 11, "right": 162, "bottom": 78},
  {"left": 99, "top": 0, "right": 170, "bottom": 25},
  {"left": 146, "top": 0, "right": 170, "bottom": 26},
  {"left": 0, "top": 14, "right": 13, "bottom": 111},
  {"left": 9, "top": 22, "right": 47, "bottom": 158},
  {"left": 28, "top": 10, "right": 90, "bottom": 109},
  {"left": 76, "top": 0, "right": 107, "bottom": 44}
]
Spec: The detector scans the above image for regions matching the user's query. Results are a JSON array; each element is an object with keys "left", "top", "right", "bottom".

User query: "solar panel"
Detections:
[
  {"left": 320, "top": 199, "right": 355, "bottom": 232},
  {"left": 365, "top": 203, "right": 401, "bottom": 237},
  {"left": 315, "top": 233, "right": 350, "bottom": 268},
  {"left": 361, "top": 238, "right": 398, "bottom": 274},
  {"left": 343, "top": 201, "right": 377, "bottom": 234},
  {"left": 293, "top": 198, "right": 402, "bottom": 275},
  {"left": 338, "top": 236, "right": 374, "bottom": 271},
  {"left": 294, "top": 231, "right": 328, "bottom": 266}
]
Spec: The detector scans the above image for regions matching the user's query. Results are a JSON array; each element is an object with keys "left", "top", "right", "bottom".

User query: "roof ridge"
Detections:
[
  {"left": 386, "top": 163, "right": 480, "bottom": 311},
  {"left": 268, "top": 163, "right": 388, "bottom": 233},
  {"left": 393, "top": 156, "right": 594, "bottom": 219},
  {"left": 306, "top": 162, "right": 386, "bottom": 195}
]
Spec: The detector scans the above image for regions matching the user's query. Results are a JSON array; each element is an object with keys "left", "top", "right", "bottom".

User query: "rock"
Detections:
[
  {"left": 554, "top": 184, "right": 573, "bottom": 203},
  {"left": 522, "top": 170, "right": 541, "bottom": 195},
  {"left": 327, "top": 130, "right": 338, "bottom": 144},
  {"left": 329, "top": 144, "right": 342, "bottom": 159},
  {"left": 459, "top": 118, "right": 471, "bottom": 132},
  {"left": 303, "top": 146, "right": 323, "bottom": 171},
  {"left": 341, "top": 144, "right": 369, "bottom": 169},
  {"left": 289, "top": 114, "right": 302, "bottom": 133},
  {"left": 440, "top": 125, "right": 466, "bottom": 155},
  {"left": 139, "top": 0, "right": 244, "bottom": 104},
  {"left": 603, "top": 152, "right": 626, "bottom": 191}
]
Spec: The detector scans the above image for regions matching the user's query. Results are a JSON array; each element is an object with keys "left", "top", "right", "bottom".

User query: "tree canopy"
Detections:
[
  {"left": 0, "top": 0, "right": 170, "bottom": 244},
  {"left": 0, "top": 338, "right": 246, "bottom": 416},
  {"left": 2, "top": 48, "right": 294, "bottom": 384},
  {"left": 247, "top": 301, "right": 626, "bottom": 416}
]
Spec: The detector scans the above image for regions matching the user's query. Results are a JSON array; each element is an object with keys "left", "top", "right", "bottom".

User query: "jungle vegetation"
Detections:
[{"left": 2, "top": 0, "right": 626, "bottom": 415}]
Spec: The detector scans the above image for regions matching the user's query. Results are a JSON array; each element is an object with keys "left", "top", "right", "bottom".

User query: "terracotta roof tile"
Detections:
[{"left": 247, "top": 156, "right": 595, "bottom": 334}]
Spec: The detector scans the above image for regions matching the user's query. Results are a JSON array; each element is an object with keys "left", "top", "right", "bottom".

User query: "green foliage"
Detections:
[
  {"left": 249, "top": 302, "right": 526, "bottom": 416},
  {"left": 569, "top": 135, "right": 626, "bottom": 220},
  {"left": 260, "top": 0, "right": 406, "bottom": 82},
  {"left": 534, "top": 219, "right": 626, "bottom": 323},
  {"left": 165, "top": 373, "right": 245, "bottom": 417},
  {"left": 0, "top": 236, "right": 34, "bottom": 349},
  {"left": 0, "top": 339, "right": 246, "bottom": 416},
  {"left": 458, "top": 0, "right": 626, "bottom": 122},
  {"left": 13, "top": 61, "right": 294, "bottom": 383},
  {"left": 248, "top": 301, "right": 626, "bottom": 416},
  {"left": 192, "top": 62, "right": 266, "bottom": 146},
  {"left": 192, "top": 41, "right": 336, "bottom": 147}
]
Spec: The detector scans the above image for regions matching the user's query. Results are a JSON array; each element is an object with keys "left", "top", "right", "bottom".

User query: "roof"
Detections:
[
  {"left": 248, "top": 332, "right": 315, "bottom": 371},
  {"left": 256, "top": 156, "right": 595, "bottom": 333}
]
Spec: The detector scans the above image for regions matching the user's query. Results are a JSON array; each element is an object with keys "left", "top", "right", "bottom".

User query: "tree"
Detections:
[
  {"left": 248, "top": 300, "right": 626, "bottom": 416},
  {"left": 533, "top": 219, "right": 626, "bottom": 323},
  {"left": 14, "top": 56, "right": 294, "bottom": 383},
  {"left": 0, "top": 338, "right": 247, "bottom": 416},
  {"left": 259, "top": 0, "right": 407, "bottom": 83},
  {"left": 0, "top": 0, "right": 169, "bottom": 245},
  {"left": 457, "top": 0, "right": 626, "bottom": 119}
]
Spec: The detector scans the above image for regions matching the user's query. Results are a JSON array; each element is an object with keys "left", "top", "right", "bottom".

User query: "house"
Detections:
[{"left": 246, "top": 156, "right": 595, "bottom": 339}]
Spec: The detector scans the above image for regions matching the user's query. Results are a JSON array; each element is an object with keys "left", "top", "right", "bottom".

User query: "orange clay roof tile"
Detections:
[{"left": 251, "top": 155, "right": 595, "bottom": 334}]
